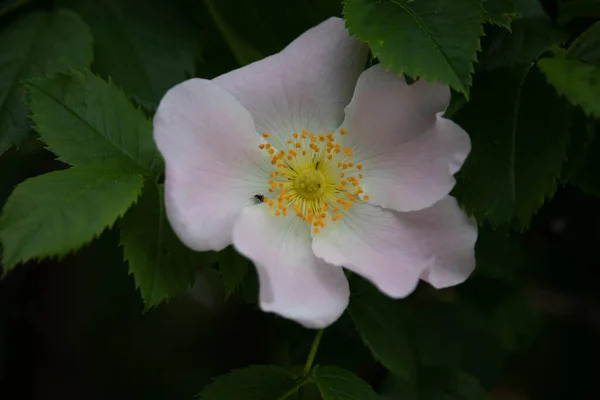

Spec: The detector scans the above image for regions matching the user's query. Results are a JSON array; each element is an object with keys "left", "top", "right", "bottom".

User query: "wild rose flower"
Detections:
[{"left": 153, "top": 17, "right": 477, "bottom": 328}]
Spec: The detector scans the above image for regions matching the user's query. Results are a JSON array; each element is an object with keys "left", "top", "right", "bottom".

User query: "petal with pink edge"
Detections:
[
  {"left": 232, "top": 205, "right": 349, "bottom": 329},
  {"left": 154, "top": 79, "right": 271, "bottom": 252},
  {"left": 312, "top": 202, "right": 434, "bottom": 299},
  {"left": 341, "top": 65, "right": 471, "bottom": 212},
  {"left": 214, "top": 17, "right": 368, "bottom": 146}
]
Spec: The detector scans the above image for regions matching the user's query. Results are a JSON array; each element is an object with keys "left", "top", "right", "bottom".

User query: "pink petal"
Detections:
[
  {"left": 414, "top": 197, "right": 478, "bottom": 288},
  {"left": 342, "top": 65, "right": 471, "bottom": 212},
  {"left": 213, "top": 17, "right": 368, "bottom": 146},
  {"left": 312, "top": 202, "right": 433, "bottom": 298},
  {"left": 154, "top": 79, "right": 271, "bottom": 251},
  {"left": 312, "top": 197, "right": 477, "bottom": 297},
  {"left": 232, "top": 206, "right": 349, "bottom": 328}
]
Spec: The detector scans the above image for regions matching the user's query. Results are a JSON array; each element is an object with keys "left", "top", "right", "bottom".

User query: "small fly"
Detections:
[{"left": 253, "top": 193, "right": 266, "bottom": 204}]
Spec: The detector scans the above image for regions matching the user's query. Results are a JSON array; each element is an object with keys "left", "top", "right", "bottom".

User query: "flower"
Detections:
[{"left": 153, "top": 17, "right": 477, "bottom": 328}]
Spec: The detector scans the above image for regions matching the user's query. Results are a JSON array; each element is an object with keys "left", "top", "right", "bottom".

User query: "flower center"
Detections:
[
  {"left": 293, "top": 169, "right": 325, "bottom": 199},
  {"left": 257, "top": 129, "right": 369, "bottom": 234}
]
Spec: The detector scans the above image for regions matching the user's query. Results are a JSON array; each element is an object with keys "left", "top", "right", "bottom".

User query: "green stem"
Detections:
[{"left": 302, "top": 329, "right": 324, "bottom": 376}]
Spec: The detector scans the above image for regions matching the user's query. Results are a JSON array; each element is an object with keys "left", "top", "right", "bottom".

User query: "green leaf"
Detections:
[
  {"left": 560, "top": 110, "right": 596, "bottom": 183},
  {"left": 478, "top": 0, "right": 564, "bottom": 71},
  {"left": 57, "top": 0, "right": 199, "bottom": 107},
  {"left": 380, "top": 368, "right": 488, "bottom": 400},
  {"left": 410, "top": 303, "right": 503, "bottom": 388},
  {"left": 348, "top": 277, "right": 416, "bottom": 382},
  {"left": 218, "top": 246, "right": 250, "bottom": 298},
  {"left": 203, "top": 0, "right": 263, "bottom": 66},
  {"left": 566, "top": 21, "right": 600, "bottom": 65},
  {"left": 120, "top": 181, "right": 202, "bottom": 309},
  {"left": 569, "top": 127, "right": 600, "bottom": 196},
  {"left": 421, "top": 368, "right": 489, "bottom": 400},
  {"left": 0, "top": 10, "right": 93, "bottom": 156},
  {"left": 315, "top": 366, "right": 381, "bottom": 400},
  {"left": 197, "top": 365, "right": 303, "bottom": 400},
  {"left": 557, "top": 0, "right": 600, "bottom": 24},
  {"left": 454, "top": 64, "right": 569, "bottom": 229},
  {"left": 0, "top": 165, "right": 143, "bottom": 270},
  {"left": 483, "top": 0, "right": 519, "bottom": 30},
  {"left": 343, "top": 0, "right": 484, "bottom": 95},
  {"left": 538, "top": 57, "right": 600, "bottom": 118},
  {"left": 27, "top": 70, "right": 161, "bottom": 174}
]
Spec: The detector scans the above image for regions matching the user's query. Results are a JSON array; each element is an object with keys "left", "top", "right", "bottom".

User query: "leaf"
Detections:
[
  {"left": 218, "top": 246, "right": 250, "bottom": 298},
  {"left": 410, "top": 303, "right": 503, "bottom": 388},
  {"left": 57, "top": 0, "right": 199, "bottom": 107},
  {"left": 348, "top": 277, "right": 416, "bottom": 382},
  {"left": 454, "top": 64, "right": 570, "bottom": 229},
  {"left": 315, "top": 366, "right": 381, "bottom": 400},
  {"left": 203, "top": 0, "right": 263, "bottom": 66},
  {"left": 0, "top": 10, "right": 93, "bottom": 156},
  {"left": 538, "top": 57, "right": 600, "bottom": 118},
  {"left": 478, "top": 0, "right": 564, "bottom": 71},
  {"left": 420, "top": 368, "right": 489, "bottom": 400},
  {"left": 27, "top": 70, "right": 161, "bottom": 174},
  {"left": 343, "top": 0, "right": 484, "bottom": 95},
  {"left": 569, "top": 127, "right": 600, "bottom": 196},
  {"left": 557, "top": 0, "right": 600, "bottom": 24},
  {"left": 483, "top": 0, "right": 519, "bottom": 30},
  {"left": 380, "top": 368, "right": 488, "bottom": 400},
  {"left": 0, "top": 0, "right": 33, "bottom": 18},
  {"left": 566, "top": 21, "right": 600, "bottom": 65},
  {"left": 196, "top": 365, "right": 303, "bottom": 400},
  {"left": 560, "top": 109, "right": 596, "bottom": 183},
  {"left": 0, "top": 164, "right": 143, "bottom": 270},
  {"left": 120, "top": 180, "right": 202, "bottom": 308}
]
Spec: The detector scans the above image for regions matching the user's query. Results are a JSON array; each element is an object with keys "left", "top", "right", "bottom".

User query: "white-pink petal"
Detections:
[
  {"left": 415, "top": 197, "right": 478, "bottom": 288},
  {"left": 312, "top": 202, "right": 433, "bottom": 299},
  {"left": 341, "top": 65, "right": 471, "bottom": 212},
  {"left": 232, "top": 206, "right": 349, "bottom": 328},
  {"left": 214, "top": 17, "right": 369, "bottom": 146},
  {"left": 154, "top": 79, "right": 271, "bottom": 251}
]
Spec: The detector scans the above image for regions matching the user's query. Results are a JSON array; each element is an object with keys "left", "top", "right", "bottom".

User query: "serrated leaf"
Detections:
[
  {"left": 483, "top": 0, "right": 519, "bottom": 30},
  {"left": 348, "top": 278, "right": 416, "bottom": 382},
  {"left": 197, "top": 365, "right": 303, "bottom": 400},
  {"left": 57, "top": 0, "right": 199, "bottom": 107},
  {"left": 315, "top": 366, "right": 381, "bottom": 400},
  {"left": 218, "top": 246, "right": 250, "bottom": 298},
  {"left": 454, "top": 64, "right": 569, "bottom": 229},
  {"left": 538, "top": 57, "right": 600, "bottom": 119},
  {"left": 566, "top": 21, "right": 600, "bottom": 65},
  {"left": 0, "top": 164, "right": 143, "bottom": 270},
  {"left": 120, "top": 181, "right": 201, "bottom": 309},
  {"left": 343, "top": 0, "right": 484, "bottom": 95},
  {"left": 0, "top": 10, "right": 92, "bottom": 156},
  {"left": 557, "top": 0, "right": 600, "bottom": 24},
  {"left": 27, "top": 70, "right": 161, "bottom": 174},
  {"left": 478, "top": 0, "right": 564, "bottom": 71}
]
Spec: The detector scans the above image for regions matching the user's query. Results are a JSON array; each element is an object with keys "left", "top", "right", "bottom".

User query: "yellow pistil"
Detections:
[{"left": 257, "top": 128, "right": 367, "bottom": 234}]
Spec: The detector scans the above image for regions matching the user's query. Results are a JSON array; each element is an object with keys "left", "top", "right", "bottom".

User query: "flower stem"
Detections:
[{"left": 302, "top": 329, "right": 324, "bottom": 376}]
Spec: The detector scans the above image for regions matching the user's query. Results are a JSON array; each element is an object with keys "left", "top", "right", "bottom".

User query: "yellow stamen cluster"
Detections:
[{"left": 257, "top": 128, "right": 366, "bottom": 234}]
